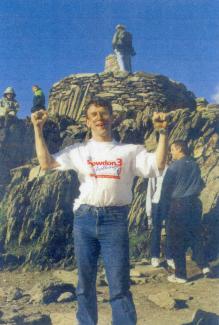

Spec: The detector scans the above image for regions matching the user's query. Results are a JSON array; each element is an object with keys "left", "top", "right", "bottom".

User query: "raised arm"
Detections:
[
  {"left": 152, "top": 112, "right": 169, "bottom": 171},
  {"left": 31, "top": 110, "right": 60, "bottom": 170}
]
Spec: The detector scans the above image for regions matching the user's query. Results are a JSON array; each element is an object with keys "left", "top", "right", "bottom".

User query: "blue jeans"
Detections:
[
  {"left": 150, "top": 203, "right": 172, "bottom": 259},
  {"left": 73, "top": 204, "right": 137, "bottom": 325}
]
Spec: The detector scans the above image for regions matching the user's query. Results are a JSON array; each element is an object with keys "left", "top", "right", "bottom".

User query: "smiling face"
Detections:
[{"left": 86, "top": 104, "right": 113, "bottom": 142}]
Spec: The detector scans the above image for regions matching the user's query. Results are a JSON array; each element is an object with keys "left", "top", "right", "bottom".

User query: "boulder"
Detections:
[
  {"left": 148, "top": 291, "right": 176, "bottom": 309},
  {"left": 183, "top": 309, "right": 219, "bottom": 325},
  {"left": 57, "top": 292, "right": 75, "bottom": 303},
  {"left": 0, "top": 313, "right": 51, "bottom": 325},
  {"left": 7, "top": 287, "right": 23, "bottom": 301},
  {"left": 29, "top": 281, "right": 76, "bottom": 304}
]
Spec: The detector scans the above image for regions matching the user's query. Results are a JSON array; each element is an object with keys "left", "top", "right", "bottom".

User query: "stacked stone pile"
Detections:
[
  {"left": 48, "top": 71, "right": 196, "bottom": 122},
  {"left": 104, "top": 54, "right": 120, "bottom": 73}
]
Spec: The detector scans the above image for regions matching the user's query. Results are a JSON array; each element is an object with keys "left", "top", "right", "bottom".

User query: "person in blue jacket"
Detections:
[
  {"left": 161, "top": 140, "right": 210, "bottom": 283},
  {"left": 31, "top": 85, "right": 46, "bottom": 113}
]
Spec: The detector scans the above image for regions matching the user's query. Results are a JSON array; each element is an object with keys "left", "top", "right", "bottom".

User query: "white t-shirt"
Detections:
[{"left": 53, "top": 139, "right": 160, "bottom": 211}]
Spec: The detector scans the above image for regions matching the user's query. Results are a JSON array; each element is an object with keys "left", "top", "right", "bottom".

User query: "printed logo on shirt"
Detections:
[{"left": 87, "top": 158, "right": 123, "bottom": 179}]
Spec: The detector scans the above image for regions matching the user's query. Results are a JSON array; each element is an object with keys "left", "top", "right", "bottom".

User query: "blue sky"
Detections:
[{"left": 0, "top": 0, "right": 218, "bottom": 117}]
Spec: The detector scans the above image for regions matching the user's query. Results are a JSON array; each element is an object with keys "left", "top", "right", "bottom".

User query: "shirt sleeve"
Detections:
[
  {"left": 146, "top": 178, "right": 156, "bottom": 217},
  {"left": 52, "top": 144, "right": 79, "bottom": 172},
  {"left": 134, "top": 145, "right": 161, "bottom": 178}
]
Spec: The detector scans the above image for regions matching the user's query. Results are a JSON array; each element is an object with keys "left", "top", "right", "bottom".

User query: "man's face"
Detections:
[
  {"left": 32, "top": 86, "right": 37, "bottom": 93},
  {"left": 86, "top": 104, "right": 113, "bottom": 139},
  {"left": 5, "top": 93, "right": 13, "bottom": 100},
  {"left": 170, "top": 144, "right": 181, "bottom": 160}
]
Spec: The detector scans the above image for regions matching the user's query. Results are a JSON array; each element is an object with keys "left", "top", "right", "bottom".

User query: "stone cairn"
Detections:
[{"left": 47, "top": 54, "right": 196, "bottom": 123}]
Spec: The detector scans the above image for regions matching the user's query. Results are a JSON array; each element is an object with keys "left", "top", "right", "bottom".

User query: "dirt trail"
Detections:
[{"left": 0, "top": 259, "right": 218, "bottom": 325}]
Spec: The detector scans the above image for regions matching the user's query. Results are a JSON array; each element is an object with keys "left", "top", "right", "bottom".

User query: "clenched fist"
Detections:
[
  {"left": 152, "top": 112, "right": 168, "bottom": 130},
  {"left": 31, "top": 110, "right": 48, "bottom": 129}
]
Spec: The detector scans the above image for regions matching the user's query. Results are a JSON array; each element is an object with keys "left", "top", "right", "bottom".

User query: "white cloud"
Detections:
[{"left": 211, "top": 85, "right": 219, "bottom": 103}]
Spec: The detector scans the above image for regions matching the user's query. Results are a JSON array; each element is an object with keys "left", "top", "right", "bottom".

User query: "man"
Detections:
[
  {"left": 112, "top": 24, "right": 136, "bottom": 73},
  {"left": 31, "top": 85, "right": 46, "bottom": 113},
  {"left": 0, "top": 87, "right": 19, "bottom": 117},
  {"left": 161, "top": 140, "right": 210, "bottom": 283},
  {"left": 31, "top": 98, "right": 168, "bottom": 325}
]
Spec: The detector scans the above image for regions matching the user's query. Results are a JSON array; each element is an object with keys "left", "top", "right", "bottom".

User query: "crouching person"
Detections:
[{"left": 0, "top": 87, "right": 19, "bottom": 127}]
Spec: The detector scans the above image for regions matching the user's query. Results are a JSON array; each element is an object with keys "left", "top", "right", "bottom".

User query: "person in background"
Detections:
[
  {"left": 0, "top": 87, "right": 19, "bottom": 117},
  {"left": 31, "top": 85, "right": 46, "bottom": 113},
  {"left": 146, "top": 164, "right": 175, "bottom": 269},
  {"left": 112, "top": 24, "right": 136, "bottom": 73},
  {"left": 0, "top": 87, "right": 19, "bottom": 128},
  {"left": 162, "top": 140, "right": 210, "bottom": 283}
]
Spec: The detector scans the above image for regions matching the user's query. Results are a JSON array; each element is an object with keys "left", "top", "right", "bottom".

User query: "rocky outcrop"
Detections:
[
  {"left": 0, "top": 116, "right": 63, "bottom": 201},
  {"left": 0, "top": 117, "right": 34, "bottom": 200},
  {"left": 0, "top": 168, "right": 79, "bottom": 268},
  {"left": 0, "top": 67, "right": 218, "bottom": 268},
  {"left": 129, "top": 106, "right": 219, "bottom": 222}
]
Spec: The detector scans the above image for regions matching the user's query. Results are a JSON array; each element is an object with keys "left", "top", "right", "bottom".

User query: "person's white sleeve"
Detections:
[
  {"left": 146, "top": 178, "right": 156, "bottom": 217},
  {"left": 52, "top": 144, "right": 79, "bottom": 171},
  {"left": 134, "top": 145, "right": 161, "bottom": 178}
]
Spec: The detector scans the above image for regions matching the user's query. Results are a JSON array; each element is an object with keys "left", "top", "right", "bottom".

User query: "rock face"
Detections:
[
  {"left": 0, "top": 116, "right": 62, "bottom": 200},
  {"left": 0, "top": 168, "right": 78, "bottom": 268},
  {"left": 0, "top": 66, "right": 218, "bottom": 268},
  {"left": 0, "top": 117, "right": 34, "bottom": 200}
]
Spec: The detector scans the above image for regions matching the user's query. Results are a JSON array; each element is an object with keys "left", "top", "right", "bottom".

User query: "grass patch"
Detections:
[{"left": 129, "top": 230, "right": 150, "bottom": 259}]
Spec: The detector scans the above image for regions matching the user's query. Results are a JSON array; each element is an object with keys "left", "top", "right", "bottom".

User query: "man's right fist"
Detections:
[
  {"left": 152, "top": 112, "right": 168, "bottom": 130},
  {"left": 31, "top": 110, "right": 48, "bottom": 128}
]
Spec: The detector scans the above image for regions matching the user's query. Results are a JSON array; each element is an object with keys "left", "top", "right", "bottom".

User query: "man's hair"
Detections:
[
  {"left": 171, "top": 140, "right": 190, "bottom": 156},
  {"left": 84, "top": 97, "right": 113, "bottom": 117},
  {"left": 32, "top": 85, "right": 40, "bottom": 89}
]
